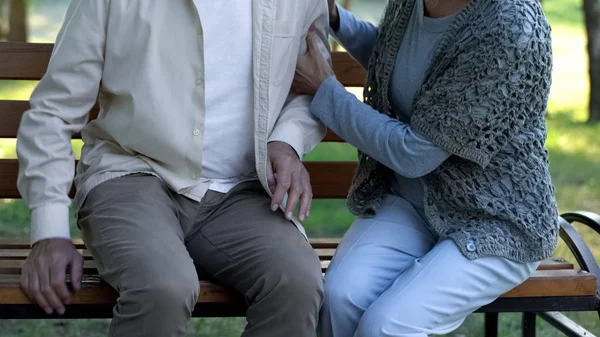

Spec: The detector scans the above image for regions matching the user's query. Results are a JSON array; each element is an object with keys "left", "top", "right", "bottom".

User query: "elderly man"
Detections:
[{"left": 16, "top": 1, "right": 331, "bottom": 336}]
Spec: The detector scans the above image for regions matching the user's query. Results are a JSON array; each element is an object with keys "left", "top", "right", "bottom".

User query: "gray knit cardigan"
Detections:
[{"left": 347, "top": 0, "right": 559, "bottom": 262}]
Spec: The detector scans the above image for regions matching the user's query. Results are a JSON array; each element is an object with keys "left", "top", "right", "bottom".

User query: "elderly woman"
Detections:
[{"left": 292, "top": 0, "right": 559, "bottom": 336}]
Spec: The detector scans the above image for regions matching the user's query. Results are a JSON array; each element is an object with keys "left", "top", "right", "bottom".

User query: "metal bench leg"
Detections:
[
  {"left": 522, "top": 312, "right": 536, "bottom": 337},
  {"left": 560, "top": 212, "right": 600, "bottom": 332},
  {"left": 538, "top": 311, "right": 597, "bottom": 337},
  {"left": 484, "top": 312, "right": 499, "bottom": 337},
  {"left": 560, "top": 212, "right": 600, "bottom": 298}
]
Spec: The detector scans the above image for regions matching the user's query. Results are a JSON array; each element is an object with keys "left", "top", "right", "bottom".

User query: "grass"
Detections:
[{"left": 1, "top": 0, "right": 600, "bottom": 336}]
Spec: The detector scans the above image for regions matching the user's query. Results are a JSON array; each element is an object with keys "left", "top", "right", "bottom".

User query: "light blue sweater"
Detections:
[{"left": 312, "top": 4, "right": 453, "bottom": 215}]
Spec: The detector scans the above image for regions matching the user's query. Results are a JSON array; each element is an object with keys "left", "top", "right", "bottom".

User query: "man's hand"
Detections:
[
  {"left": 267, "top": 141, "right": 313, "bottom": 222},
  {"left": 21, "top": 238, "right": 83, "bottom": 315}
]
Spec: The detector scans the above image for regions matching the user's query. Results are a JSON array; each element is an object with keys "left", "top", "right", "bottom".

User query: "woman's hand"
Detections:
[{"left": 291, "top": 28, "right": 335, "bottom": 96}]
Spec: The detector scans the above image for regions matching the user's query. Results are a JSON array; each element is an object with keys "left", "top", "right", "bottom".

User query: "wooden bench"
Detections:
[{"left": 1, "top": 42, "right": 599, "bottom": 337}]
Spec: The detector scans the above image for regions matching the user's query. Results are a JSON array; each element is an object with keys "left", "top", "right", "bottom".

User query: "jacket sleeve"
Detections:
[
  {"left": 16, "top": 0, "right": 108, "bottom": 245},
  {"left": 267, "top": 0, "right": 330, "bottom": 158}
]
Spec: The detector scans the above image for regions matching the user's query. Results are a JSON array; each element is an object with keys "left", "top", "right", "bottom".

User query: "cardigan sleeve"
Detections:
[{"left": 311, "top": 77, "right": 451, "bottom": 178}]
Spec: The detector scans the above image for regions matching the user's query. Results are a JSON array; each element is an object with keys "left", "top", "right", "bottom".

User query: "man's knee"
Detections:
[
  {"left": 118, "top": 264, "right": 200, "bottom": 316},
  {"left": 285, "top": 261, "right": 323, "bottom": 306},
  {"left": 259, "top": 252, "right": 324, "bottom": 311}
]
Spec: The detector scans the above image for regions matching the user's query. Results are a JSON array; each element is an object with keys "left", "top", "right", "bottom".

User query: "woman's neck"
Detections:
[{"left": 423, "top": 0, "right": 470, "bottom": 18}]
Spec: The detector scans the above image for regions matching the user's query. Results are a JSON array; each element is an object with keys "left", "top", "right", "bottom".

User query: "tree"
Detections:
[
  {"left": 7, "top": 0, "right": 26, "bottom": 42},
  {"left": 332, "top": 0, "right": 352, "bottom": 51},
  {"left": 0, "top": 0, "right": 7, "bottom": 40},
  {"left": 583, "top": 0, "right": 600, "bottom": 122}
]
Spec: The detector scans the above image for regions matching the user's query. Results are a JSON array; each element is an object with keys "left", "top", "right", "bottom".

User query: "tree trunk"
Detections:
[
  {"left": 7, "top": 0, "right": 26, "bottom": 42},
  {"left": 583, "top": 0, "right": 600, "bottom": 123},
  {"left": 0, "top": 0, "right": 7, "bottom": 40}
]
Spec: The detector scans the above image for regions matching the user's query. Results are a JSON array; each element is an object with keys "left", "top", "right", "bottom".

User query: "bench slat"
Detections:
[
  {"left": 0, "top": 275, "right": 241, "bottom": 305},
  {"left": 0, "top": 270, "right": 595, "bottom": 306},
  {"left": 0, "top": 159, "right": 357, "bottom": 199},
  {"left": 537, "top": 258, "right": 575, "bottom": 270},
  {"left": 0, "top": 257, "right": 574, "bottom": 275},
  {"left": 0, "top": 43, "right": 367, "bottom": 86},
  {"left": 0, "top": 260, "right": 99, "bottom": 275},
  {"left": 0, "top": 260, "right": 329, "bottom": 275},
  {"left": 0, "top": 238, "right": 342, "bottom": 250},
  {"left": 0, "top": 249, "right": 94, "bottom": 260},
  {"left": 0, "top": 249, "right": 337, "bottom": 262},
  {"left": 0, "top": 100, "right": 345, "bottom": 142},
  {"left": 0, "top": 43, "right": 51, "bottom": 80},
  {"left": 501, "top": 270, "right": 596, "bottom": 298}
]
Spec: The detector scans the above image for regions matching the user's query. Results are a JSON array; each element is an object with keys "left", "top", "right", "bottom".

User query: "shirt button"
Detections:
[
  {"left": 193, "top": 128, "right": 200, "bottom": 136},
  {"left": 466, "top": 240, "right": 477, "bottom": 252},
  {"left": 195, "top": 79, "right": 202, "bottom": 85},
  {"left": 190, "top": 173, "right": 198, "bottom": 181}
]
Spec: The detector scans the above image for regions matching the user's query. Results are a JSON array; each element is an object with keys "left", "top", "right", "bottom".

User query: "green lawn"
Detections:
[{"left": 1, "top": 0, "right": 600, "bottom": 336}]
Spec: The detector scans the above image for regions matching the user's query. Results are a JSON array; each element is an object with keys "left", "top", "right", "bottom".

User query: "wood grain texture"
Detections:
[
  {"left": 0, "top": 42, "right": 366, "bottom": 85},
  {"left": 0, "top": 160, "right": 357, "bottom": 199},
  {"left": 0, "top": 43, "right": 52, "bottom": 80},
  {"left": 0, "top": 248, "right": 336, "bottom": 261},
  {"left": 0, "top": 257, "right": 574, "bottom": 275},
  {"left": 0, "top": 270, "right": 595, "bottom": 306},
  {"left": 0, "top": 238, "right": 342, "bottom": 250},
  {"left": 0, "top": 275, "right": 242, "bottom": 305},
  {"left": 500, "top": 270, "right": 597, "bottom": 298}
]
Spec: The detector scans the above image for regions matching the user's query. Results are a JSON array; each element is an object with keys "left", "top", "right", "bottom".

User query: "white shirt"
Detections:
[{"left": 193, "top": 0, "right": 256, "bottom": 194}]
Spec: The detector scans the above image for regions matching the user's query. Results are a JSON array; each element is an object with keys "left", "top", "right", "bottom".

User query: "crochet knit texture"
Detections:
[{"left": 347, "top": 0, "right": 559, "bottom": 262}]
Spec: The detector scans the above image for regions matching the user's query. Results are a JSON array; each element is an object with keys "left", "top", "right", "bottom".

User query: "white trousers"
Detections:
[{"left": 319, "top": 195, "right": 540, "bottom": 337}]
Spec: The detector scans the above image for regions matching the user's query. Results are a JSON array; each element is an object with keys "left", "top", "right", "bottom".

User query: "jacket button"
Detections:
[{"left": 466, "top": 240, "right": 477, "bottom": 252}]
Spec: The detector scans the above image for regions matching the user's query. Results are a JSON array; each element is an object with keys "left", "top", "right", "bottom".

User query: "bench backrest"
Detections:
[{"left": 0, "top": 42, "right": 366, "bottom": 200}]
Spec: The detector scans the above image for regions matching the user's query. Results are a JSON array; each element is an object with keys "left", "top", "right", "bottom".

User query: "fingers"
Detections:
[
  {"left": 284, "top": 170, "right": 303, "bottom": 220},
  {"left": 271, "top": 167, "right": 291, "bottom": 212},
  {"left": 267, "top": 142, "right": 312, "bottom": 221},
  {"left": 19, "top": 240, "right": 82, "bottom": 316},
  {"left": 39, "top": 263, "right": 66, "bottom": 315},
  {"left": 266, "top": 158, "right": 277, "bottom": 195},
  {"left": 70, "top": 254, "right": 84, "bottom": 292},
  {"left": 50, "top": 260, "right": 72, "bottom": 307},
  {"left": 298, "top": 170, "right": 313, "bottom": 221},
  {"left": 306, "top": 30, "right": 320, "bottom": 52},
  {"left": 291, "top": 77, "right": 311, "bottom": 96},
  {"left": 27, "top": 271, "right": 53, "bottom": 315},
  {"left": 274, "top": 167, "right": 312, "bottom": 222}
]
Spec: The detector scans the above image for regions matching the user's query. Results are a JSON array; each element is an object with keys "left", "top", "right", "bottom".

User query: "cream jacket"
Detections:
[{"left": 16, "top": 0, "right": 330, "bottom": 244}]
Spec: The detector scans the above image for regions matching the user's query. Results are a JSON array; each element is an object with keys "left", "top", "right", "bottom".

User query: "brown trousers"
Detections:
[{"left": 79, "top": 174, "right": 324, "bottom": 337}]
